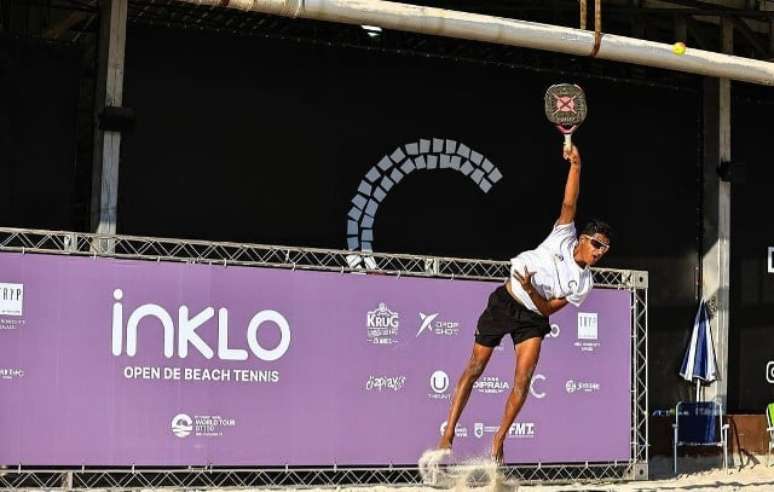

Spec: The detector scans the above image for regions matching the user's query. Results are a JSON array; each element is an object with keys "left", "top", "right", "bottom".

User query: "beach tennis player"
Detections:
[{"left": 436, "top": 144, "right": 613, "bottom": 463}]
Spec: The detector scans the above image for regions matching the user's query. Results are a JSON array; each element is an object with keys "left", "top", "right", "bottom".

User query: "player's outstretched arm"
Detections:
[{"left": 557, "top": 145, "right": 581, "bottom": 226}]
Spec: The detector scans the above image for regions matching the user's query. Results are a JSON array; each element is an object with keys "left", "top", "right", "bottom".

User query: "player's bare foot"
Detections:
[
  {"left": 437, "top": 434, "right": 454, "bottom": 451},
  {"left": 491, "top": 439, "right": 504, "bottom": 465}
]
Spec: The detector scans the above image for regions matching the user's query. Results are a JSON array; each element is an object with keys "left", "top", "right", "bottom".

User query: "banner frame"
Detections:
[{"left": 0, "top": 227, "right": 648, "bottom": 485}]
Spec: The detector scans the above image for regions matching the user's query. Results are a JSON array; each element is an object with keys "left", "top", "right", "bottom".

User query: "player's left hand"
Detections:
[{"left": 513, "top": 267, "right": 536, "bottom": 294}]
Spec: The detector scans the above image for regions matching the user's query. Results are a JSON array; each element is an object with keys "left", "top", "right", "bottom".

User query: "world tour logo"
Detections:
[{"left": 110, "top": 289, "right": 291, "bottom": 361}]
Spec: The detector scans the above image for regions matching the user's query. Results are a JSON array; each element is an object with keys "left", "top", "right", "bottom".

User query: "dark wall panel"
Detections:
[
  {"left": 728, "top": 91, "right": 774, "bottom": 413},
  {"left": 0, "top": 37, "right": 80, "bottom": 230},
  {"left": 122, "top": 26, "right": 701, "bottom": 410}
]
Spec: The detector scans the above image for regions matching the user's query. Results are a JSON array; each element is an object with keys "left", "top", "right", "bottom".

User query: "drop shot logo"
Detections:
[
  {"left": 111, "top": 289, "right": 292, "bottom": 361},
  {"left": 415, "top": 312, "right": 460, "bottom": 337}
]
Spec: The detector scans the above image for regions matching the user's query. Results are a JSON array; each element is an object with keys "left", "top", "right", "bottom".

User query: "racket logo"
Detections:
[{"left": 553, "top": 95, "right": 577, "bottom": 114}]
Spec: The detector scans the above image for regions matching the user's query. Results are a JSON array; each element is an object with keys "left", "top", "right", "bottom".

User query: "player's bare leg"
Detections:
[
  {"left": 437, "top": 343, "right": 494, "bottom": 449},
  {"left": 491, "top": 336, "right": 542, "bottom": 463}
]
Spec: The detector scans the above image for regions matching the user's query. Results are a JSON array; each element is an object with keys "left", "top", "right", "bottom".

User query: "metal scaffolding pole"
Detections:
[
  {"left": 90, "top": 0, "right": 128, "bottom": 235},
  {"left": 180, "top": 0, "right": 774, "bottom": 85}
]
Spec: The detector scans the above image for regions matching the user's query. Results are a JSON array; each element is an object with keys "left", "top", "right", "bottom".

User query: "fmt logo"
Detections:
[
  {"left": 508, "top": 422, "right": 536, "bottom": 439},
  {"left": 416, "top": 312, "right": 460, "bottom": 337},
  {"left": 171, "top": 414, "right": 193, "bottom": 438},
  {"left": 0, "top": 283, "right": 23, "bottom": 316},
  {"left": 111, "top": 289, "right": 291, "bottom": 361}
]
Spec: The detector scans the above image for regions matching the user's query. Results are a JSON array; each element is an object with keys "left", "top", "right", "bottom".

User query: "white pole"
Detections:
[
  {"left": 182, "top": 0, "right": 774, "bottom": 86},
  {"left": 696, "top": 379, "right": 700, "bottom": 402}
]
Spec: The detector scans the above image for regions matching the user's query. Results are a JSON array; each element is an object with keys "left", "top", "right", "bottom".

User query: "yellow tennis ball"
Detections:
[{"left": 672, "top": 42, "right": 686, "bottom": 55}]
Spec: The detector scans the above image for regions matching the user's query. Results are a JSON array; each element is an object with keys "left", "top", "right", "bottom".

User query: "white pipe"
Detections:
[{"left": 185, "top": 0, "right": 774, "bottom": 86}]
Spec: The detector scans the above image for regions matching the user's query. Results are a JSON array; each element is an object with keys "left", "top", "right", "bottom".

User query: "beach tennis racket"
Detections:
[{"left": 544, "top": 84, "right": 587, "bottom": 152}]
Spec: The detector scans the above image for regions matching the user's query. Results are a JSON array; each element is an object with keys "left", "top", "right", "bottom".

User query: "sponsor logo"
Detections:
[
  {"left": 474, "top": 376, "right": 510, "bottom": 395},
  {"left": 416, "top": 312, "right": 460, "bottom": 337},
  {"left": 0, "top": 318, "right": 25, "bottom": 331},
  {"left": 565, "top": 379, "right": 601, "bottom": 394},
  {"left": 766, "top": 361, "right": 774, "bottom": 384},
  {"left": 546, "top": 323, "right": 561, "bottom": 339},
  {"left": 366, "top": 375, "right": 407, "bottom": 392},
  {"left": 367, "top": 303, "right": 399, "bottom": 345},
  {"left": 112, "top": 290, "right": 291, "bottom": 363},
  {"left": 575, "top": 312, "right": 601, "bottom": 352},
  {"left": 577, "top": 313, "right": 598, "bottom": 339},
  {"left": 530, "top": 374, "right": 547, "bottom": 399},
  {"left": 470, "top": 422, "right": 536, "bottom": 439},
  {"left": 507, "top": 422, "right": 536, "bottom": 439},
  {"left": 171, "top": 413, "right": 193, "bottom": 438},
  {"left": 473, "top": 422, "right": 499, "bottom": 439},
  {"left": 769, "top": 247, "right": 774, "bottom": 274},
  {"left": 440, "top": 421, "right": 468, "bottom": 438},
  {"left": 171, "top": 412, "right": 236, "bottom": 438},
  {"left": 0, "top": 368, "right": 24, "bottom": 380},
  {"left": 0, "top": 283, "right": 23, "bottom": 316},
  {"left": 429, "top": 370, "right": 451, "bottom": 399}
]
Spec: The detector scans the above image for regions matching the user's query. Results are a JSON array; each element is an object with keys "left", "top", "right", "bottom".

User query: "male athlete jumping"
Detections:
[{"left": 437, "top": 145, "right": 613, "bottom": 463}]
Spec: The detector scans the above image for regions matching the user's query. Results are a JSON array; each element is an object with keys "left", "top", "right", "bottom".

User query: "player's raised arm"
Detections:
[{"left": 557, "top": 145, "right": 581, "bottom": 226}]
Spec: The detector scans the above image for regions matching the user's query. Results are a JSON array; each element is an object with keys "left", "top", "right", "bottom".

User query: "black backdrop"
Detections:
[
  {"left": 10, "top": 27, "right": 774, "bottom": 412},
  {"left": 0, "top": 36, "right": 80, "bottom": 230},
  {"left": 728, "top": 93, "right": 774, "bottom": 413},
  {"left": 120, "top": 26, "right": 701, "bottom": 410}
]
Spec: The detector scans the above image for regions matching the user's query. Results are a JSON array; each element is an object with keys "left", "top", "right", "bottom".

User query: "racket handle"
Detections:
[{"left": 564, "top": 134, "right": 572, "bottom": 152}]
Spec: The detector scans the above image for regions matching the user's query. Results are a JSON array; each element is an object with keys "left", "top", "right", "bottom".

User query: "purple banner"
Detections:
[{"left": 0, "top": 252, "right": 630, "bottom": 466}]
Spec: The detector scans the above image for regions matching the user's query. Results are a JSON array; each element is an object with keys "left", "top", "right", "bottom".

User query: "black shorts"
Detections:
[{"left": 475, "top": 284, "right": 551, "bottom": 347}]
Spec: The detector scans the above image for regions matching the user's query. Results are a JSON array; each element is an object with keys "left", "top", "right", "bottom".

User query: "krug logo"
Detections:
[
  {"left": 111, "top": 289, "right": 291, "bottom": 361},
  {"left": 367, "top": 303, "right": 399, "bottom": 328}
]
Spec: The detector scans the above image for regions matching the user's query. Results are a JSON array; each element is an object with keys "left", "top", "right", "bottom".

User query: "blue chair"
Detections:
[{"left": 672, "top": 400, "right": 729, "bottom": 474}]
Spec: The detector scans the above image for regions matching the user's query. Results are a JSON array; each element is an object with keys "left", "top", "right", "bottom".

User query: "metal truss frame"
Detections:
[{"left": 0, "top": 227, "right": 648, "bottom": 488}]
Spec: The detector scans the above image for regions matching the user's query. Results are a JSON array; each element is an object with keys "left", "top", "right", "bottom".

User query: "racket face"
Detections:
[{"left": 544, "top": 84, "right": 587, "bottom": 129}]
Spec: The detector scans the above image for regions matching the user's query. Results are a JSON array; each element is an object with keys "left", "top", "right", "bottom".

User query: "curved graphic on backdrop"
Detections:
[{"left": 345, "top": 138, "right": 503, "bottom": 267}]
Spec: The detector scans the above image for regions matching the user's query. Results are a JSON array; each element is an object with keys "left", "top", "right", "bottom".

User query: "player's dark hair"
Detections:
[{"left": 581, "top": 219, "right": 615, "bottom": 243}]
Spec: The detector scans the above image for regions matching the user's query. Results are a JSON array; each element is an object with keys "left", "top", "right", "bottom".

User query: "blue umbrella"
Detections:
[{"left": 679, "top": 298, "right": 717, "bottom": 400}]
